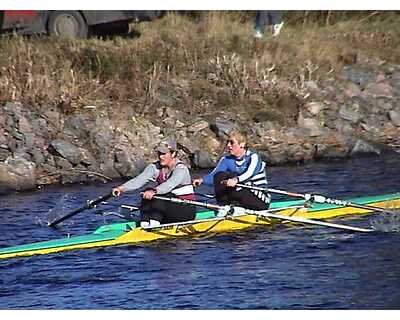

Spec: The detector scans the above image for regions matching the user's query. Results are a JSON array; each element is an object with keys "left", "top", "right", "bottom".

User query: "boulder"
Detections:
[
  {"left": 192, "top": 150, "right": 215, "bottom": 169},
  {"left": 297, "top": 113, "right": 323, "bottom": 136},
  {"left": 54, "top": 156, "right": 74, "bottom": 170},
  {"left": 388, "top": 110, "right": 400, "bottom": 127},
  {"left": 17, "top": 115, "right": 32, "bottom": 133},
  {"left": 114, "top": 148, "right": 135, "bottom": 177},
  {"left": 36, "top": 163, "right": 60, "bottom": 185},
  {"left": 100, "top": 158, "right": 121, "bottom": 180},
  {"left": 304, "top": 101, "right": 325, "bottom": 117},
  {"left": 338, "top": 99, "right": 364, "bottom": 124},
  {"left": 350, "top": 139, "right": 381, "bottom": 155},
  {"left": 340, "top": 66, "right": 375, "bottom": 89},
  {"left": 364, "top": 81, "right": 395, "bottom": 98},
  {"left": 209, "top": 118, "right": 236, "bottom": 139},
  {"left": 343, "top": 81, "right": 362, "bottom": 98},
  {"left": 60, "top": 165, "right": 88, "bottom": 185},
  {"left": 187, "top": 120, "right": 209, "bottom": 133},
  {"left": 48, "top": 139, "right": 83, "bottom": 166},
  {"left": 0, "top": 156, "right": 37, "bottom": 194},
  {"left": 64, "top": 114, "right": 94, "bottom": 140}
]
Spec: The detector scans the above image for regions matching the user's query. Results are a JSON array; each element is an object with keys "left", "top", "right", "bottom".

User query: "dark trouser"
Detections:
[
  {"left": 214, "top": 172, "right": 270, "bottom": 211},
  {"left": 255, "top": 11, "right": 282, "bottom": 29},
  {"left": 140, "top": 193, "right": 196, "bottom": 224}
]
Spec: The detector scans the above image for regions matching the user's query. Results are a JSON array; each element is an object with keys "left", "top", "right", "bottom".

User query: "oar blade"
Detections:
[{"left": 48, "top": 193, "right": 112, "bottom": 227}]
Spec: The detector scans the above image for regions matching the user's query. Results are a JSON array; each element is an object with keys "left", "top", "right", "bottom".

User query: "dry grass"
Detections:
[{"left": 0, "top": 11, "right": 399, "bottom": 122}]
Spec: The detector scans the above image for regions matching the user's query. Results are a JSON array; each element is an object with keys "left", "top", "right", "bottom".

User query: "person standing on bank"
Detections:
[
  {"left": 253, "top": 10, "right": 284, "bottom": 39},
  {"left": 192, "top": 130, "right": 271, "bottom": 210},
  {"left": 112, "top": 139, "right": 196, "bottom": 227}
]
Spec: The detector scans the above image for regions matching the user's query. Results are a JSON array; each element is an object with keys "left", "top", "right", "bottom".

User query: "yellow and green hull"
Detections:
[{"left": 1, "top": 193, "right": 400, "bottom": 260}]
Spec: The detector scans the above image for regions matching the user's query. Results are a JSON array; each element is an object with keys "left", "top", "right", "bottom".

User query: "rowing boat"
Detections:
[{"left": 1, "top": 192, "right": 400, "bottom": 260}]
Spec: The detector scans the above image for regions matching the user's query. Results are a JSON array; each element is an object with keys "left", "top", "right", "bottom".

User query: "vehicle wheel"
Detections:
[{"left": 47, "top": 11, "right": 88, "bottom": 38}]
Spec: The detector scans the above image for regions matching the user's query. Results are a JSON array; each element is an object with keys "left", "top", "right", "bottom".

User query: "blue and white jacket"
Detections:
[{"left": 202, "top": 150, "right": 270, "bottom": 204}]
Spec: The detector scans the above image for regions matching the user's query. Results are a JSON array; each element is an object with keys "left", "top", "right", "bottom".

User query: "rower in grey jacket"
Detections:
[{"left": 112, "top": 139, "right": 195, "bottom": 227}]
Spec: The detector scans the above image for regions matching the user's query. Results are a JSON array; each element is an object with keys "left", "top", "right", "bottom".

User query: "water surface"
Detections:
[{"left": 1, "top": 153, "right": 400, "bottom": 309}]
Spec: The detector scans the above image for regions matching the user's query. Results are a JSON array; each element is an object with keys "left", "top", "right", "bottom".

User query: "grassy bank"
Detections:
[{"left": 1, "top": 11, "right": 399, "bottom": 125}]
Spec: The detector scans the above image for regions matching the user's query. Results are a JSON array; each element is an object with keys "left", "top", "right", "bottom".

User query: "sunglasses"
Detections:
[{"left": 227, "top": 139, "right": 236, "bottom": 145}]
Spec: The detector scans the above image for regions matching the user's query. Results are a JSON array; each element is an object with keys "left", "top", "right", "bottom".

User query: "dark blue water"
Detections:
[{"left": 1, "top": 153, "right": 400, "bottom": 309}]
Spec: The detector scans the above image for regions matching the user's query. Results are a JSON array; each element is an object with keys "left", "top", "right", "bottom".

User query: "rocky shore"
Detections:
[{"left": 1, "top": 62, "right": 400, "bottom": 195}]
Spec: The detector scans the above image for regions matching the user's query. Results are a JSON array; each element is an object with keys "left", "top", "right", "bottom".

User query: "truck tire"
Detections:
[{"left": 47, "top": 11, "right": 88, "bottom": 38}]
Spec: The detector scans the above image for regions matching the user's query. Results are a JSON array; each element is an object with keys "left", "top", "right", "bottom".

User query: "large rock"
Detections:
[
  {"left": 36, "top": 163, "right": 60, "bottom": 186},
  {"left": 364, "top": 81, "right": 395, "bottom": 99},
  {"left": 350, "top": 139, "right": 381, "bottom": 155},
  {"left": 209, "top": 118, "right": 236, "bottom": 139},
  {"left": 297, "top": 112, "right": 323, "bottom": 136},
  {"left": 0, "top": 145, "right": 11, "bottom": 162},
  {"left": 100, "top": 158, "right": 121, "bottom": 180},
  {"left": 304, "top": 101, "right": 325, "bottom": 117},
  {"left": 187, "top": 120, "right": 209, "bottom": 133},
  {"left": 114, "top": 148, "right": 135, "bottom": 177},
  {"left": 0, "top": 156, "right": 36, "bottom": 194},
  {"left": 192, "top": 150, "right": 215, "bottom": 169},
  {"left": 343, "top": 81, "right": 362, "bottom": 98},
  {"left": 64, "top": 114, "right": 95, "bottom": 141},
  {"left": 114, "top": 148, "right": 147, "bottom": 178},
  {"left": 47, "top": 139, "right": 84, "bottom": 166},
  {"left": 340, "top": 66, "right": 375, "bottom": 89},
  {"left": 388, "top": 110, "right": 400, "bottom": 127},
  {"left": 338, "top": 98, "right": 366, "bottom": 123}
]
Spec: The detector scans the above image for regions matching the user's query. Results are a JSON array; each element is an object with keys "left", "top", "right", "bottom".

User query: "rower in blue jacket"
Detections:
[{"left": 193, "top": 129, "right": 271, "bottom": 210}]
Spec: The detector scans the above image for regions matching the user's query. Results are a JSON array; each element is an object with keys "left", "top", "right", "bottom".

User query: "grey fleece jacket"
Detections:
[{"left": 121, "top": 162, "right": 192, "bottom": 195}]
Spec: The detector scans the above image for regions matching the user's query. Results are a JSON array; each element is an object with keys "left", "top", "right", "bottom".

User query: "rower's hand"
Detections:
[
  {"left": 193, "top": 178, "right": 203, "bottom": 187},
  {"left": 112, "top": 186, "right": 125, "bottom": 197},
  {"left": 223, "top": 178, "right": 238, "bottom": 188},
  {"left": 143, "top": 189, "right": 157, "bottom": 200}
]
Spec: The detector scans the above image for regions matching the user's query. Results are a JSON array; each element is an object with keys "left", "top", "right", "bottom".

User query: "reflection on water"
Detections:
[{"left": 0, "top": 153, "right": 400, "bottom": 309}]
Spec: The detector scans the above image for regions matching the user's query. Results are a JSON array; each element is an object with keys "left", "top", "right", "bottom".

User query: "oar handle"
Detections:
[{"left": 88, "top": 193, "right": 113, "bottom": 208}]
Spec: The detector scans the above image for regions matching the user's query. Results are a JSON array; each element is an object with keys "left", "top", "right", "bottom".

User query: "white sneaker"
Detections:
[
  {"left": 140, "top": 221, "right": 150, "bottom": 228},
  {"left": 140, "top": 220, "right": 161, "bottom": 228},
  {"left": 149, "top": 219, "right": 161, "bottom": 227},
  {"left": 253, "top": 30, "right": 263, "bottom": 39},
  {"left": 272, "top": 22, "right": 284, "bottom": 37}
]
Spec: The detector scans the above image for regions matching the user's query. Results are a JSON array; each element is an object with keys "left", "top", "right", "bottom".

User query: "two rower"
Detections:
[{"left": 112, "top": 129, "right": 270, "bottom": 227}]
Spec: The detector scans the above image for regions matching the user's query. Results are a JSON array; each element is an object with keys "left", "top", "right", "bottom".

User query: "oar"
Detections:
[
  {"left": 194, "top": 192, "right": 215, "bottom": 199},
  {"left": 101, "top": 202, "right": 140, "bottom": 211},
  {"left": 152, "top": 195, "right": 374, "bottom": 233},
  {"left": 236, "top": 183, "right": 396, "bottom": 214},
  {"left": 48, "top": 193, "right": 113, "bottom": 227}
]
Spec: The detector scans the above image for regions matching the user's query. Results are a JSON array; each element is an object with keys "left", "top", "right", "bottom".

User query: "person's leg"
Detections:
[
  {"left": 269, "top": 11, "right": 282, "bottom": 25},
  {"left": 270, "top": 11, "right": 284, "bottom": 36},
  {"left": 230, "top": 188, "right": 270, "bottom": 210},
  {"left": 213, "top": 171, "right": 236, "bottom": 205},
  {"left": 162, "top": 201, "right": 196, "bottom": 224},
  {"left": 140, "top": 198, "right": 165, "bottom": 226},
  {"left": 141, "top": 193, "right": 196, "bottom": 225},
  {"left": 254, "top": 10, "right": 269, "bottom": 38}
]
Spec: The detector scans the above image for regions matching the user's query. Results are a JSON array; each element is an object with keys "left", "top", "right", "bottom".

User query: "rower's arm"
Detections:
[
  {"left": 121, "top": 164, "right": 158, "bottom": 192},
  {"left": 202, "top": 157, "right": 229, "bottom": 185}
]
